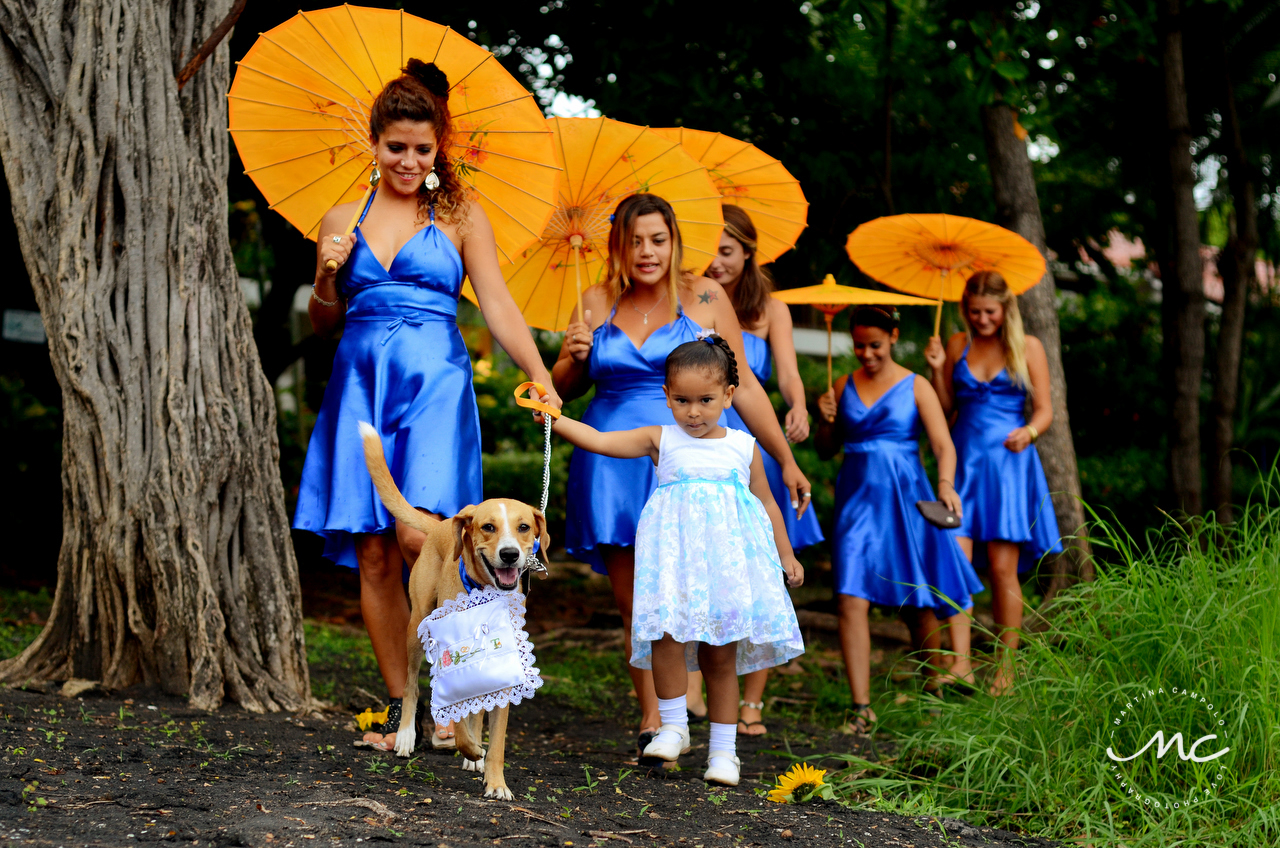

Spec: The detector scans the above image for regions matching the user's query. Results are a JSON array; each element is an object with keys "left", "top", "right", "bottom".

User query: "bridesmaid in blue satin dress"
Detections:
[
  {"left": 295, "top": 60, "right": 559, "bottom": 750},
  {"left": 703, "top": 205, "right": 822, "bottom": 737},
  {"left": 552, "top": 194, "right": 813, "bottom": 762},
  {"left": 925, "top": 270, "right": 1062, "bottom": 696},
  {"left": 818, "top": 306, "right": 981, "bottom": 733}
]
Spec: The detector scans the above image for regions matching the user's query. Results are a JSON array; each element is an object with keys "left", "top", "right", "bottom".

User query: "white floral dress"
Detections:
[{"left": 630, "top": 425, "right": 805, "bottom": 674}]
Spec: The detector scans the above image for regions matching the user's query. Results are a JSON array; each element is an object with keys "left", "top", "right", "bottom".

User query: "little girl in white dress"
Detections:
[{"left": 550, "top": 334, "right": 805, "bottom": 786}]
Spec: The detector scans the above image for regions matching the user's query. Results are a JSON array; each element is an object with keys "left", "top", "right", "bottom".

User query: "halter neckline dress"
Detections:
[
  {"left": 832, "top": 373, "right": 983, "bottom": 611},
  {"left": 293, "top": 195, "right": 482, "bottom": 568},
  {"left": 564, "top": 301, "right": 717, "bottom": 574},
  {"left": 722, "top": 331, "right": 825, "bottom": 550},
  {"left": 951, "top": 345, "right": 1063, "bottom": 572}
]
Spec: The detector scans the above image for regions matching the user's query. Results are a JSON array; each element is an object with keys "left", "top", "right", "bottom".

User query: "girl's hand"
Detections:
[
  {"left": 924, "top": 335, "right": 946, "bottom": 371},
  {"left": 564, "top": 309, "right": 594, "bottom": 362},
  {"left": 1003, "top": 426, "right": 1033, "bottom": 453},
  {"left": 782, "top": 556, "right": 804, "bottom": 588},
  {"left": 937, "top": 480, "right": 963, "bottom": 518},
  {"left": 817, "top": 388, "right": 838, "bottom": 423},
  {"left": 783, "top": 405, "right": 810, "bottom": 443},
  {"left": 319, "top": 232, "right": 356, "bottom": 275}
]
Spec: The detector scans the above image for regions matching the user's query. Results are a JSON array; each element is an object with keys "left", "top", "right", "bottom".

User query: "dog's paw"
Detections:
[
  {"left": 462, "top": 754, "right": 486, "bottom": 772},
  {"left": 484, "top": 783, "right": 513, "bottom": 801},
  {"left": 393, "top": 726, "right": 416, "bottom": 758}
]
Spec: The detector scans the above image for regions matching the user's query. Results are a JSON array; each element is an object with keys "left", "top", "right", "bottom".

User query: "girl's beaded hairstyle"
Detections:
[
  {"left": 605, "top": 193, "right": 684, "bottom": 325},
  {"left": 961, "top": 270, "right": 1031, "bottom": 390},
  {"left": 719, "top": 205, "right": 774, "bottom": 328},
  {"left": 850, "top": 304, "right": 901, "bottom": 334},
  {"left": 368, "top": 58, "right": 470, "bottom": 227},
  {"left": 665, "top": 335, "right": 740, "bottom": 389}
]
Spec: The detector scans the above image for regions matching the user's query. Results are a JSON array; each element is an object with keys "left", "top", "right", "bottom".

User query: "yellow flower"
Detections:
[
  {"left": 768, "top": 762, "right": 829, "bottom": 804},
  {"left": 354, "top": 706, "right": 388, "bottom": 731}
]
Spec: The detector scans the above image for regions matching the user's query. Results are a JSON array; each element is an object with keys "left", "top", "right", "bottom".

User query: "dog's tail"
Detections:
[{"left": 358, "top": 421, "right": 438, "bottom": 537}]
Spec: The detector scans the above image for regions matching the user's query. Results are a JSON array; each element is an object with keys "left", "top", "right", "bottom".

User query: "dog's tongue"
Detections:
[{"left": 496, "top": 566, "right": 519, "bottom": 587}]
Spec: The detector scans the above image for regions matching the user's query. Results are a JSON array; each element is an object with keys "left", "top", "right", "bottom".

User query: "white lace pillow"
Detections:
[{"left": 418, "top": 586, "right": 542, "bottom": 726}]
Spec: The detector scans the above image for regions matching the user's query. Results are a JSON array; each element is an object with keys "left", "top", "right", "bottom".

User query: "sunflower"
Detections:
[
  {"left": 767, "top": 762, "right": 830, "bottom": 804},
  {"left": 354, "top": 706, "right": 389, "bottom": 731}
]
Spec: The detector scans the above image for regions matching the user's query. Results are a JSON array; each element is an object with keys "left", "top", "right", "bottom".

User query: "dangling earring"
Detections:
[
  {"left": 423, "top": 168, "right": 440, "bottom": 191},
  {"left": 370, "top": 163, "right": 381, "bottom": 186}
]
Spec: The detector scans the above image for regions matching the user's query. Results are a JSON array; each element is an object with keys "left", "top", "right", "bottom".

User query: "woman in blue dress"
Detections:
[
  {"left": 553, "top": 194, "right": 812, "bottom": 762},
  {"left": 696, "top": 205, "right": 822, "bottom": 736},
  {"left": 295, "top": 60, "right": 560, "bottom": 750},
  {"left": 817, "top": 306, "right": 982, "bottom": 733},
  {"left": 924, "top": 270, "right": 1062, "bottom": 696}
]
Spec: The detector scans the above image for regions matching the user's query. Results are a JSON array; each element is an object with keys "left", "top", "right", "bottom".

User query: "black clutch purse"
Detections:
[{"left": 916, "top": 500, "right": 961, "bottom": 530}]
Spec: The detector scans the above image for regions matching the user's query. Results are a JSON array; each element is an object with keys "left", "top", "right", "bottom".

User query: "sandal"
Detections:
[
  {"left": 736, "top": 699, "right": 767, "bottom": 737},
  {"left": 841, "top": 703, "right": 876, "bottom": 737},
  {"left": 353, "top": 698, "right": 402, "bottom": 749},
  {"left": 431, "top": 719, "right": 457, "bottom": 750}
]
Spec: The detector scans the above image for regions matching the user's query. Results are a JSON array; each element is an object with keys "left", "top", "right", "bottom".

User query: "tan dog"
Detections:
[{"left": 359, "top": 422, "right": 549, "bottom": 800}]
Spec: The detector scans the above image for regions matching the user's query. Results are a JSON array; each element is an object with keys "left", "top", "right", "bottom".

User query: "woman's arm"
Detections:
[
  {"left": 551, "top": 415, "right": 661, "bottom": 463},
  {"left": 924, "top": 332, "right": 966, "bottom": 416},
  {"left": 551, "top": 286, "right": 609, "bottom": 402},
  {"left": 309, "top": 204, "right": 358, "bottom": 339},
  {"left": 914, "top": 376, "right": 962, "bottom": 516},
  {"left": 1004, "top": 335, "right": 1054, "bottom": 453},
  {"left": 814, "top": 375, "right": 848, "bottom": 460},
  {"left": 463, "top": 202, "right": 562, "bottom": 409},
  {"left": 765, "top": 298, "right": 810, "bottom": 444},
  {"left": 692, "top": 280, "right": 812, "bottom": 515},
  {"left": 747, "top": 446, "right": 804, "bottom": 588}
]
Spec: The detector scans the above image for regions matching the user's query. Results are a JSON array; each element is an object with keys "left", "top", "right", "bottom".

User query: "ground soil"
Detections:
[{"left": 0, "top": 559, "right": 1058, "bottom": 848}]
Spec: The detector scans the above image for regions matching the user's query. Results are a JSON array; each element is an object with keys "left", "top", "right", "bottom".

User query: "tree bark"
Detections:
[
  {"left": 1208, "top": 40, "right": 1257, "bottom": 524},
  {"left": 1157, "top": 0, "right": 1205, "bottom": 517},
  {"left": 0, "top": 0, "right": 310, "bottom": 711},
  {"left": 979, "top": 104, "right": 1094, "bottom": 599}
]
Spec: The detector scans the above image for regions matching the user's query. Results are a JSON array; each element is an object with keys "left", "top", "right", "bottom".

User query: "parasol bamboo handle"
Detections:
[
  {"left": 825, "top": 312, "right": 834, "bottom": 392},
  {"left": 570, "top": 235, "right": 585, "bottom": 323},
  {"left": 933, "top": 267, "right": 949, "bottom": 337},
  {"left": 325, "top": 174, "right": 378, "bottom": 272}
]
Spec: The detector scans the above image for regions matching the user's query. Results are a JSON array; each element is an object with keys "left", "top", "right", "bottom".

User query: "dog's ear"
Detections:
[
  {"left": 450, "top": 504, "right": 477, "bottom": 563},
  {"left": 532, "top": 508, "right": 551, "bottom": 580}
]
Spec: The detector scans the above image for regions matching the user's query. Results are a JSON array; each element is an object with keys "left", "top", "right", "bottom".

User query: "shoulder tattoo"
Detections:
[{"left": 697, "top": 289, "right": 719, "bottom": 304}]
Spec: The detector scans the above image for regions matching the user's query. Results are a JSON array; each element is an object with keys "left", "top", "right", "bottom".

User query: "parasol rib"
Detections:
[
  {"left": 344, "top": 6, "right": 384, "bottom": 90},
  {"left": 253, "top": 32, "right": 371, "bottom": 105},
  {"left": 297, "top": 9, "right": 377, "bottom": 98}
]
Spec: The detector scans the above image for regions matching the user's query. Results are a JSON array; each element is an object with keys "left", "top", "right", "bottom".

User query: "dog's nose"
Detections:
[{"left": 499, "top": 547, "right": 522, "bottom": 565}]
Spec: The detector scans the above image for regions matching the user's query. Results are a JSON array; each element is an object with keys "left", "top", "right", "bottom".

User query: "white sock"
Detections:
[
  {"left": 708, "top": 721, "right": 737, "bottom": 758},
  {"left": 657, "top": 695, "right": 688, "bottom": 731}
]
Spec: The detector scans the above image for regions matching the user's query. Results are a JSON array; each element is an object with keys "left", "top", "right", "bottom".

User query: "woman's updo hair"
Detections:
[
  {"left": 368, "top": 58, "right": 469, "bottom": 226},
  {"left": 851, "top": 305, "right": 901, "bottom": 333},
  {"left": 665, "top": 335, "right": 740, "bottom": 389}
]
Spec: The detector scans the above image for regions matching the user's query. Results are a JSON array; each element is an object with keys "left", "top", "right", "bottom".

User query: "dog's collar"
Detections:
[{"left": 458, "top": 557, "right": 482, "bottom": 593}]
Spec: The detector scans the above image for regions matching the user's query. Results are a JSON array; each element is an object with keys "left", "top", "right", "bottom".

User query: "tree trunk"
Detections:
[
  {"left": 879, "top": 0, "right": 896, "bottom": 214},
  {"left": 0, "top": 0, "right": 309, "bottom": 711},
  {"left": 1157, "top": 0, "right": 1205, "bottom": 517},
  {"left": 979, "top": 104, "right": 1094, "bottom": 600},
  {"left": 1208, "top": 40, "right": 1257, "bottom": 524}
]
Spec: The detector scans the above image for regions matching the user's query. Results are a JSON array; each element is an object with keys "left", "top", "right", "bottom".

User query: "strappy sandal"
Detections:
[
  {"left": 841, "top": 703, "right": 876, "bottom": 737},
  {"left": 736, "top": 699, "right": 767, "bottom": 737}
]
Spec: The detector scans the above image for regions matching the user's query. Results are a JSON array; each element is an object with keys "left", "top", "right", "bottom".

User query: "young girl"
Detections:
[
  {"left": 817, "top": 306, "right": 983, "bottom": 733},
  {"left": 550, "top": 335, "right": 805, "bottom": 786}
]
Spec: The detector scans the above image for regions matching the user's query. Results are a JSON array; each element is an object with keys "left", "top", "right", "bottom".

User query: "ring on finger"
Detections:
[
  {"left": 331, "top": 235, "right": 341, "bottom": 244},
  {"left": 801, "top": 491, "right": 811, "bottom": 498}
]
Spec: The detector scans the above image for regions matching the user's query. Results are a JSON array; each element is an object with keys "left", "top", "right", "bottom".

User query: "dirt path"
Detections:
[{"left": 0, "top": 684, "right": 1058, "bottom": 848}]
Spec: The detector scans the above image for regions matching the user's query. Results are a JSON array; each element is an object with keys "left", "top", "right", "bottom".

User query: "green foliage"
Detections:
[
  {"left": 828, "top": 472, "right": 1280, "bottom": 846},
  {"left": 0, "top": 589, "right": 51, "bottom": 662}
]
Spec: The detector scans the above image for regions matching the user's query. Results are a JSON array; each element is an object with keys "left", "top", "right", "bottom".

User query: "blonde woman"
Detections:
[
  {"left": 553, "top": 193, "right": 812, "bottom": 765},
  {"left": 924, "top": 271, "right": 1062, "bottom": 696}
]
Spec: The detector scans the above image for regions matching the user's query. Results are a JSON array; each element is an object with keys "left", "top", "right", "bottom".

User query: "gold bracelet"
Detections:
[
  {"left": 1026, "top": 424, "right": 1039, "bottom": 443},
  {"left": 311, "top": 284, "right": 340, "bottom": 308}
]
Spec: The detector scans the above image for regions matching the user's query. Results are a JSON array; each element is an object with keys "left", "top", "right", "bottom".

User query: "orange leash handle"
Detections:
[{"left": 513, "top": 382, "right": 562, "bottom": 419}]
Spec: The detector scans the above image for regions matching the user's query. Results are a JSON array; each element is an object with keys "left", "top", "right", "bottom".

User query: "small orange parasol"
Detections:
[
  {"left": 465, "top": 117, "right": 724, "bottom": 331},
  {"left": 772, "top": 274, "right": 938, "bottom": 390},
  {"left": 651, "top": 127, "right": 807, "bottom": 263},
  {"left": 227, "top": 5, "right": 559, "bottom": 263},
  {"left": 845, "top": 213, "right": 1046, "bottom": 336}
]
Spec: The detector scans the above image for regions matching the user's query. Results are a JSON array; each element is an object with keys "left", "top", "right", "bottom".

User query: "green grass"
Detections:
[
  {"left": 825, "top": 475, "right": 1280, "bottom": 847},
  {"left": 0, "top": 588, "right": 52, "bottom": 662}
]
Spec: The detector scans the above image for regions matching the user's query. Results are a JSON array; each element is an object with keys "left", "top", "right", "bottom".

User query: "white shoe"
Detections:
[
  {"left": 641, "top": 724, "right": 690, "bottom": 762},
  {"left": 703, "top": 751, "right": 741, "bottom": 786}
]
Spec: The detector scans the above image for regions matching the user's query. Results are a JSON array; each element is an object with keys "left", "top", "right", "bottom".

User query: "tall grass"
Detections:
[{"left": 829, "top": 476, "right": 1280, "bottom": 846}]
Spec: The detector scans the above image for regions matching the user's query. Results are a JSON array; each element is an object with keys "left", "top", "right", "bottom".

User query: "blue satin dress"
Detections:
[
  {"left": 565, "top": 303, "right": 716, "bottom": 574},
  {"left": 951, "top": 347, "right": 1063, "bottom": 572},
  {"left": 722, "top": 333, "right": 824, "bottom": 550},
  {"left": 293, "top": 199, "right": 482, "bottom": 569},
  {"left": 832, "top": 374, "right": 983, "bottom": 612}
]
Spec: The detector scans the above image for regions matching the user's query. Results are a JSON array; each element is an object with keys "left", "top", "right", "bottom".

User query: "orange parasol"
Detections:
[
  {"left": 227, "top": 5, "right": 559, "bottom": 263},
  {"left": 651, "top": 127, "right": 807, "bottom": 263},
  {"left": 845, "top": 214, "right": 1046, "bottom": 336},
  {"left": 465, "top": 117, "right": 724, "bottom": 331},
  {"left": 773, "top": 274, "right": 938, "bottom": 391}
]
